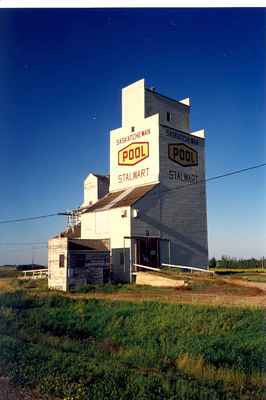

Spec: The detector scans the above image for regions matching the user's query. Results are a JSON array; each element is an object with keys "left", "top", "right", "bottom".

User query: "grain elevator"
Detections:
[{"left": 48, "top": 79, "right": 208, "bottom": 290}]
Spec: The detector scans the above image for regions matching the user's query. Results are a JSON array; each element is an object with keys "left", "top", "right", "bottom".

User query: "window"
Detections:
[
  {"left": 59, "top": 254, "right": 65, "bottom": 268},
  {"left": 120, "top": 252, "right": 124, "bottom": 265},
  {"left": 121, "top": 209, "right": 127, "bottom": 218},
  {"left": 166, "top": 112, "right": 171, "bottom": 122},
  {"left": 131, "top": 126, "right": 135, "bottom": 132}
]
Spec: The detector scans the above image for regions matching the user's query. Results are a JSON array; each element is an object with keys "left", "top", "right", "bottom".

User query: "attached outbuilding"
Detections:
[{"left": 48, "top": 237, "right": 110, "bottom": 291}]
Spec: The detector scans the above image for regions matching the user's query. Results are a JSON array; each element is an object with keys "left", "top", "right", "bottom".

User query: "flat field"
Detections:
[{"left": 0, "top": 275, "right": 265, "bottom": 400}]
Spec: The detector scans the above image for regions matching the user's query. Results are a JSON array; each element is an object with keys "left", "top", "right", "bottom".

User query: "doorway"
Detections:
[{"left": 135, "top": 237, "right": 160, "bottom": 268}]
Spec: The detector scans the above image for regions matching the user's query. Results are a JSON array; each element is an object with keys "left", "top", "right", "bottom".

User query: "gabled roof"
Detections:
[{"left": 82, "top": 183, "right": 158, "bottom": 213}]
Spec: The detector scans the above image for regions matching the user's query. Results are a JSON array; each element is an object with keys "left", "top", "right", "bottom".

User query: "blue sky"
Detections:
[{"left": 0, "top": 8, "right": 265, "bottom": 265}]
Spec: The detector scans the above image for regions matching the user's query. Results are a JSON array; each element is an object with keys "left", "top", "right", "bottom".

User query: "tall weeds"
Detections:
[{"left": 176, "top": 353, "right": 265, "bottom": 387}]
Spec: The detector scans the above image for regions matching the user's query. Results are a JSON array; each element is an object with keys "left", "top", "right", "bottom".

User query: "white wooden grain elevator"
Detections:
[{"left": 48, "top": 79, "right": 208, "bottom": 290}]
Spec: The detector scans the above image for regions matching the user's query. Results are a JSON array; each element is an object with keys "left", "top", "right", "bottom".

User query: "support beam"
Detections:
[
  {"left": 133, "top": 263, "right": 161, "bottom": 272},
  {"left": 162, "top": 263, "right": 213, "bottom": 273}
]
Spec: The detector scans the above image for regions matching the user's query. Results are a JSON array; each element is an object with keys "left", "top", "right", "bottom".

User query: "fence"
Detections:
[{"left": 21, "top": 269, "right": 48, "bottom": 279}]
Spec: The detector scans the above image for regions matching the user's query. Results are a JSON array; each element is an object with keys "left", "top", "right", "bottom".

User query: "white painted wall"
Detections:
[
  {"left": 82, "top": 173, "right": 109, "bottom": 207},
  {"left": 122, "top": 79, "right": 145, "bottom": 127},
  {"left": 81, "top": 207, "right": 131, "bottom": 242},
  {"left": 110, "top": 114, "right": 160, "bottom": 192},
  {"left": 80, "top": 206, "right": 131, "bottom": 281},
  {"left": 48, "top": 238, "right": 68, "bottom": 291},
  {"left": 82, "top": 174, "right": 98, "bottom": 207}
]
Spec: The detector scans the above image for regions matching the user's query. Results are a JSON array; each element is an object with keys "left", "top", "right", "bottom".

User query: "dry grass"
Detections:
[
  {"left": 68, "top": 283, "right": 266, "bottom": 308},
  {"left": 0, "top": 278, "right": 15, "bottom": 292},
  {"left": 222, "top": 277, "right": 266, "bottom": 292},
  {"left": 1, "top": 275, "right": 266, "bottom": 308},
  {"left": 176, "top": 353, "right": 266, "bottom": 387},
  {"left": 236, "top": 273, "right": 266, "bottom": 283},
  {"left": 211, "top": 268, "right": 266, "bottom": 273}
]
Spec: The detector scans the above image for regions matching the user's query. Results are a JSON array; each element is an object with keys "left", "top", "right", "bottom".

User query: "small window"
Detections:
[
  {"left": 121, "top": 209, "right": 127, "bottom": 218},
  {"left": 120, "top": 252, "right": 124, "bottom": 265},
  {"left": 59, "top": 254, "right": 65, "bottom": 268},
  {"left": 131, "top": 126, "right": 135, "bottom": 132},
  {"left": 166, "top": 112, "right": 171, "bottom": 122}
]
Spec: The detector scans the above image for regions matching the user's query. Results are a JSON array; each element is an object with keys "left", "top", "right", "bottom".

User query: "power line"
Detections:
[
  {"left": 159, "top": 162, "right": 266, "bottom": 196},
  {"left": 0, "top": 162, "right": 265, "bottom": 225},
  {"left": 76, "top": 161, "right": 266, "bottom": 210},
  {"left": 0, "top": 242, "right": 47, "bottom": 246},
  {"left": 0, "top": 213, "right": 62, "bottom": 225},
  {"left": 206, "top": 162, "right": 266, "bottom": 183}
]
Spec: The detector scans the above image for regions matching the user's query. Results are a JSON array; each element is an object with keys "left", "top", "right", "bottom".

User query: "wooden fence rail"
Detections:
[{"left": 21, "top": 269, "right": 48, "bottom": 279}]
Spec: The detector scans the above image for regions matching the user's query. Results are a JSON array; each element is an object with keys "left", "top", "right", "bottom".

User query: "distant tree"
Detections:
[
  {"left": 216, "top": 256, "right": 263, "bottom": 269},
  {"left": 219, "top": 255, "right": 234, "bottom": 268},
  {"left": 209, "top": 257, "right": 217, "bottom": 268}
]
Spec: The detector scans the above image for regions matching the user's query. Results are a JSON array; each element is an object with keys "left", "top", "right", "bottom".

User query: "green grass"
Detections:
[
  {"left": 74, "top": 282, "right": 177, "bottom": 294},
  {"left": 211, "top": 268, "right": 266, "bottom": 274},
  {"left": 0, "top": 290, "right": 265, "bottom": 400},
  {"left": 12, "top": 278, "right": 49, "bottom": 291}
]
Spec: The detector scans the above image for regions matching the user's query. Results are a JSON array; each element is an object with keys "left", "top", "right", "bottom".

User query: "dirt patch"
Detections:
[
  {"left": 1, "top": 276, "right": 266, "bottom": 308},
  {"left": 222, "top": 278, "right": 266, "bottom": 292},
  {"left": 135, "top": 272, "right": 185, "bottom": 287},
  {"left": 98, "top": 338, "right": 121, "bottom": 353},
  {"left": 191, "top": 282, "right": 263, "bottom": 296},
  {"left": 66, "top": 274, "right": 266, "bottom": 308},
  {"left": 69, "top": 289, "right": 266, "bottom": 308}
]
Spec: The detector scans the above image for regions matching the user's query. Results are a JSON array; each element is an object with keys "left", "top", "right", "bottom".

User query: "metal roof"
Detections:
[
  {"left": 82, "top": 183, "right": 158, "bottom": 213},
  {"left": 68, "top": 239, "right": 110, "bottom": 251}
]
